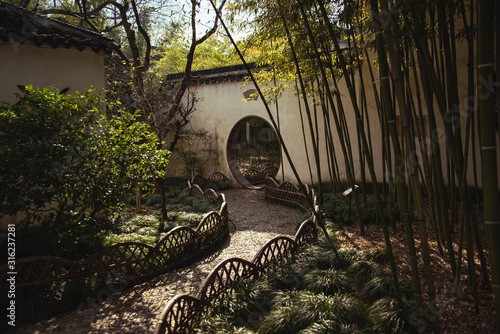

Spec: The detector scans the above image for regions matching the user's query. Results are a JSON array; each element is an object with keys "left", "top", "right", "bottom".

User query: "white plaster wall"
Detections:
[
  {"left": 167, "top": 81, "right": 277, "bottom": 186},
  {"left": 0, "top": 42, "right": 105, "bottom": 104},
  {"left": 165, "top": 72, "right": 386, "bottom": 188},
  {"left": 0, "top": 42, "right": 106, "bottom": 228},
  {"left": 166, "top": 47, "right": 493, "bottom": 190}
]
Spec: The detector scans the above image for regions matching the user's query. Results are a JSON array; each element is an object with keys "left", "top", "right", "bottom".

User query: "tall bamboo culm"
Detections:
[
  {"left": 219, "top": 0, "right": 498, "bottom": 331},
  {"left": 478, "top": 0, "right": 500, "bottom": 327}
]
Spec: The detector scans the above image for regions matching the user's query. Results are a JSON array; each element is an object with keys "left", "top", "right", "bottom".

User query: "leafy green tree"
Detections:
[
  {"left": 0, "top": 86, "right": 169, "bottom": 228},
  {"left": 155, "top": 34, "right": 239, "bottom": 75}
]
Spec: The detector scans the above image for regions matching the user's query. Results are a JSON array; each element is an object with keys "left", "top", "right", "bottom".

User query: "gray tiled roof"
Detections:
[
  {"left": 0, "top": 1, "right": 117, "bottom": 53},
  {"left": 165, "top": 63, "right": 271, "bottom": 85}
]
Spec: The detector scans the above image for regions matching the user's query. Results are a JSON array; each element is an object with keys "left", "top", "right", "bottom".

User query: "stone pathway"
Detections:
[{"left": 17, "top": 189, "right": 304, "bottom": 333}]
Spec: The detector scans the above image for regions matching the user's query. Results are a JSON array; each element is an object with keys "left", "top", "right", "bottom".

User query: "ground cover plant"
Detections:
[
  {"left": 1, "top": 176, "right": 219, "bottom": 329},
  {"left": 6, "top": 177, "right": 218, "bottom": 261},
  {"left": 322, "top": 194, "right": 399, "bottom": 227},
  {"left": 101, "top": 184, "right": 219, "bottom": 248},
  {"left": 195, "top": 229, "right": 423, "bottom": 334}
]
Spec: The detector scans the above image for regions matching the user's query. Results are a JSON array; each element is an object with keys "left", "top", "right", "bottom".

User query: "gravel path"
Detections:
[{"left": 18, "top": 189, "right": 304, "bottom": 333}]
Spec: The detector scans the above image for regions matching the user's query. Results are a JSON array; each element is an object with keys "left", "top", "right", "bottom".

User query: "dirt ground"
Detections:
[{"left": 336, "top": 206, "right": 497, "bottom": 334}]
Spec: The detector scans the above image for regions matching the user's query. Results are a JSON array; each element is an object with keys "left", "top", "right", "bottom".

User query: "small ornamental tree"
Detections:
[{"left": 0, "top": 86, "right": 170, "bottom": 229}]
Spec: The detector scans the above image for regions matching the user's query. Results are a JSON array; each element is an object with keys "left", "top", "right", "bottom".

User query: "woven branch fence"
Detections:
[
  {"left": 190, "top": 172, "right": 230, "bottom": 192},
  {"left": 187, "top": 181, "right": 226, "bottom": 206},
  {"left": 0, "top": 197, "right": 230, "bottom": 301},
  {"left": 264, "top": 176, "right": 314, "bottom": 209},
  {"left": 242, "top": 165, "right": 279, "bottom": 185},
  {"left": 154, "top": 195, "right": 319, "bottom": 334}
]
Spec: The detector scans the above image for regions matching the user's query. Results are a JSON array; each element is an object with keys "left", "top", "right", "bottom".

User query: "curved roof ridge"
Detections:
[
  {"left": 165, "top": 62, "right": 272, "bottom": 85},
  {"left": 0, "top": 1, "right": 118, "bottom": 53}
]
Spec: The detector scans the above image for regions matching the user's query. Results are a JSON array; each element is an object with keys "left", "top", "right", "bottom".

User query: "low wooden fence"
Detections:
[
  {"left": 264, "top": 176, "right": 314, "bottom": 209},
  {"left": 154, "top": 202, "right": 319, "bottom": 334},
  {"left": 190, "top": 172, "right": 230, "bottom": 192},
  {"left": 187, "top": 181, "right": 225, "bottom": 206},
  {"left": 0, "top": 198, "right": 230, "bottom": 301},
  {"left": 242, "top": 165, "right": 279, "bottom": 185}
]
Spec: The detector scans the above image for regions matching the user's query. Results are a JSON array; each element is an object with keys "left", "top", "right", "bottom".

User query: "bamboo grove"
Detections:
[{"left": 222, "top": 0, "right": 500, "bottom": 330}]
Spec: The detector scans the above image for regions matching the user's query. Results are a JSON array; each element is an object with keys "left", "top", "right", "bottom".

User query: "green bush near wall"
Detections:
[{"left": 0, "top": 86, "right": 169, "bottom": 230}]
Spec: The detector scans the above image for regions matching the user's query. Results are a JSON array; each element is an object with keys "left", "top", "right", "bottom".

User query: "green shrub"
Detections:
[
  {"left": 323, "top": 195, "right": 352, "bottom": 225},
  {"left": 364, "top": 247, "right": 390, "bottom": 264},
  {"left": 331, "top": 248, "right": 364, "bottom": 269},
  {"left": 194, "top": 315, "right": 256, "bottom": 334},
  {"left": 292, "top": 244, "right": 338, "bottom": 272},
  {"left": 300, "top": 320, "right": 375, "bottom": 334},
  {"left": 362, "top": 275, "right": 402, "bottom": 303},
  {"left": 346, "top": 260, "right": 382, "bottom": 287},
  {"left": 0, "top": 86, "right": 169, "bottom": 229},
  {"left": 368, "top": 297, "right": 419, "bottom": 334},
  {"left": 266, "top": 265, "right": 304, "bottom": 292}
]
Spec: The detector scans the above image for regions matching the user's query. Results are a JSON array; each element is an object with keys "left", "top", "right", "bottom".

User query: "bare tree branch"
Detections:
[
  {"left": 157, "top": 0, "right": 226, "bottom": 134},
  {"left": 102, "top": 21, "right": 123, "bottom": 33},
  {"left": 40, "top": 0, "right": 115, "bottom": 24},
  {"left": 130, "top": 0, "right": 151, "bottom": 72}
]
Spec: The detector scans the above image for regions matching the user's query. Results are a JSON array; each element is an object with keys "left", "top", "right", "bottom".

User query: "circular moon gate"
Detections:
[{"left": 226, "top": 116, "right": 281, "bottom": 188}]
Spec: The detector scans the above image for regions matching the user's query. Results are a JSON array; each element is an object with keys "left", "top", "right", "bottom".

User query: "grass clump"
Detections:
[
  {"left": 101, "top": 210, "right": 164, "bottom": 247},
  {"left": 102, "top": 232, "right": 159, "bottom": 247},
  {"left": 302, "top": 268, "right": 350, "bottom": 295},
  {"left": 258, "top": 291, "right": 372, "bottom": 334},
  {"left": 323, "top": 195, "right": 399, "bottom": 226},
  {"left": 368, "top": 297, "right": 418, "bottom": 334},
  {"left": 170, "top": 188, "right": 219, "bottom": 213},
  {"left": 196, "top": 233, "right": 422, "bottom": 334}
]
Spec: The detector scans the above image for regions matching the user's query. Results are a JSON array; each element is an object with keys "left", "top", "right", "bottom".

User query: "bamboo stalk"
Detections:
[
  {"left": 279, "top": 13, "right": 324, "bottom": 205},
  {"left": 295, "top": 81, "right": 315, "bottom": 185},
  {"left": 420, "top": 60, "right": 457, "bottom": 276},
  {"left": 478, "top": 0, "right": 500, "bottom": 327},
  {"left": 407, "top": 47, "right": 444, "bottom": 256},
  {"left": 378, "top": 2, "right": 438, "bottom": 324},
  {"left": 289, "top": 0, "right": 367, "bottom": 235},
  {"left": 209, "top": 0, "right": 339, "bottom": 256},
  {"left": 316, "top": 0, "right": 403, "bottom": 303}
]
